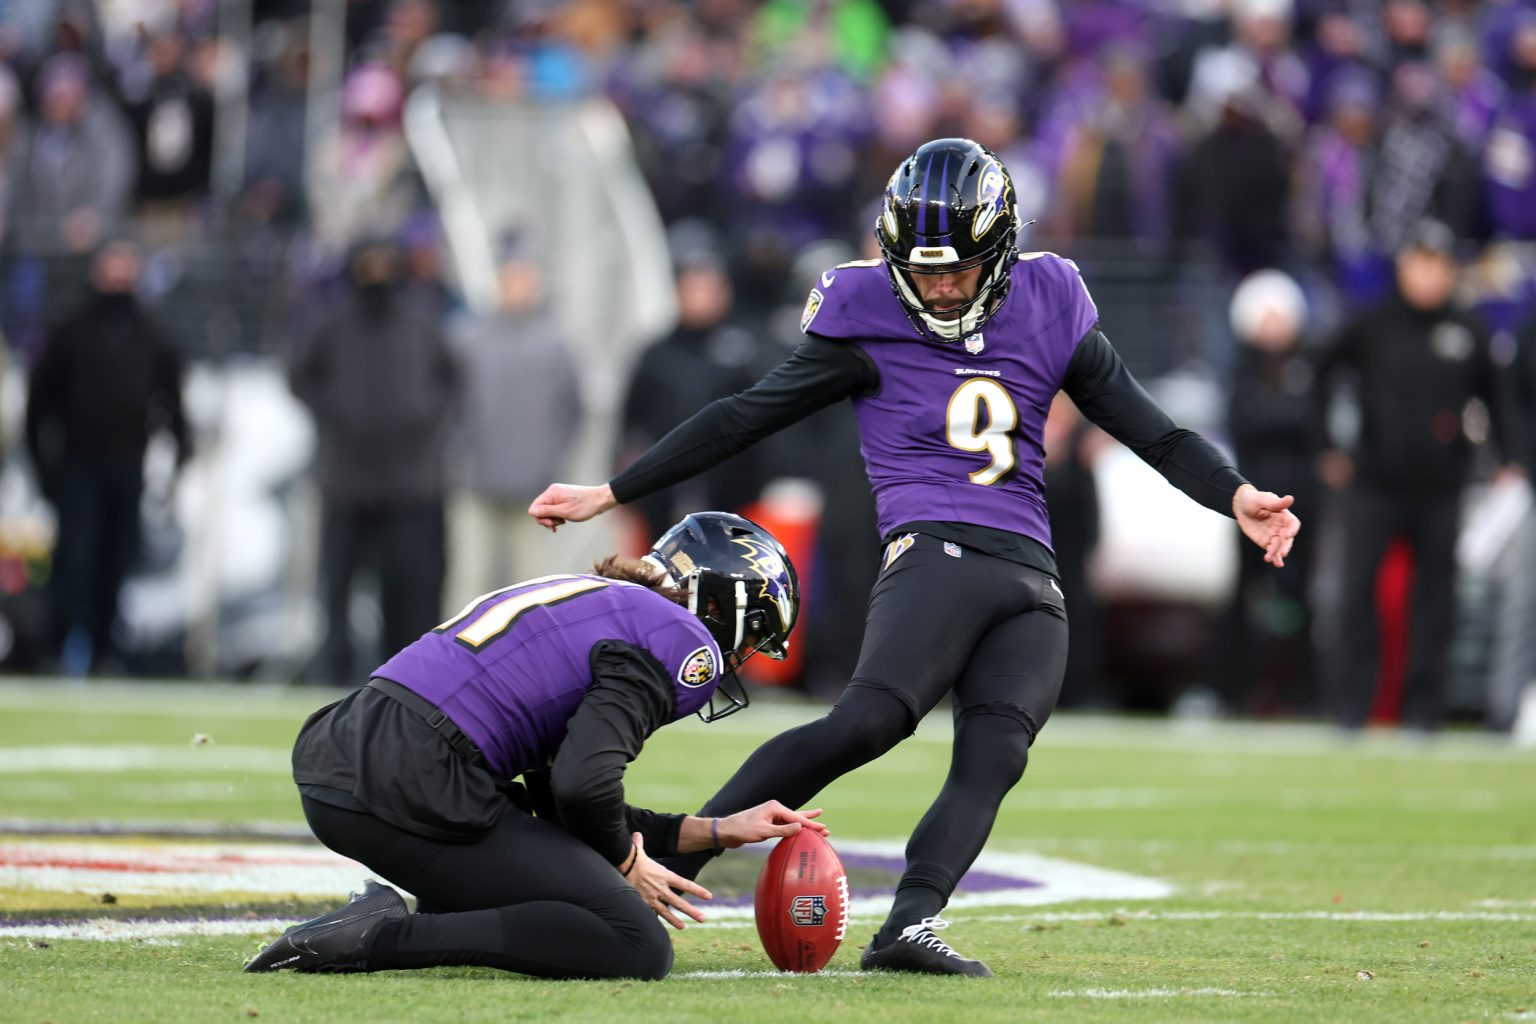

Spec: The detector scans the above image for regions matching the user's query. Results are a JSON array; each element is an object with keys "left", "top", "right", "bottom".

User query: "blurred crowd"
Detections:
[{"left": 5, "top": 0, "right": 1536, "bottom": 735}]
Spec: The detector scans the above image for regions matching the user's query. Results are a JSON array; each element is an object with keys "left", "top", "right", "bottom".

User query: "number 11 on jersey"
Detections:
[{"left": 945, "top": 378, "right": 1019, "bottom": 486}]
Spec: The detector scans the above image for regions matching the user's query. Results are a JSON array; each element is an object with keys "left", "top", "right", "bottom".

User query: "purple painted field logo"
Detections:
[{"left": 789, "top": 895, "right": 828, "bottom": 927}]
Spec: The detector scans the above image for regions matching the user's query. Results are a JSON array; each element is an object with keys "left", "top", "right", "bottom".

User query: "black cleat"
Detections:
[
  {"left": 860, "top": 916, "right": 993, "bottom": 977},
  {"left": 243, "top": 880, "right": 406, "bottom": 973}
]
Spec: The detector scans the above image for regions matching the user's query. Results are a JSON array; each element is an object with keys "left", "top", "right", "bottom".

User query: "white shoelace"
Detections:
[{"left": 897, "top": 916, "right": 964, "bottom": 959}]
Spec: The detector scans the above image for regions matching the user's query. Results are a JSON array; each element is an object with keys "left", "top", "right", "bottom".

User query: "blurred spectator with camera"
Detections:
[
  {"left": 288, "top": 237, "right": 459, "bottom": 684},
  {"left": 1313, "top": 221, "right": 1524, "bottom": 731},
  {"left": 443, "top": 232, "right": 581, "bottom": 608},
  {"left": 24, "top": 238, "right": 188, "bottom": 676}
]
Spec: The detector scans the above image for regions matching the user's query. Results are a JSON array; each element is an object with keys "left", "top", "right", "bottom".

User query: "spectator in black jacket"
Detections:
[
  {"left": 1219, "top": 269, "right": 1318, "bottom": 716},
  {"left": 1313, "top": 221, "right": 1524, "bottom": 730},
  {"left": 289, "top": 238, "right": 460, "bottom": 684},
  {"left": 125, "top": 27, "right": 215, "bottom": 245},
  {"left": 1177, "top": 74, "right": 1293, "bottom": 277},
  {"left": 24, "top": 239, "right": 189, "bottom": 675},
  {"left": 617, "top": 248, "right": 765, "bottom": 541}
]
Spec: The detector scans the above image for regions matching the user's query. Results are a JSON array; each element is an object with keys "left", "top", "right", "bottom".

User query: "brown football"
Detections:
[{"left": 753, "top": 828, "right": 849, "bottom": 973}]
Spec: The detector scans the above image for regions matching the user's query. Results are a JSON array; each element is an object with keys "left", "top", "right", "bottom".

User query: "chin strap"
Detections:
[{"left": 891, "top": 248, "right": 1016, "bottom": 342}]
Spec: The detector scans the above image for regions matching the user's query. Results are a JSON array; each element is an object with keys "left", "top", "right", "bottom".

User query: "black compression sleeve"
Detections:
[
  {"left": 1063, "top": 327, "right": 1248, "bottom": 517},
  {"left": 609, "top": 335, "right": 876, "bottom": 505},
  {"left": 548, "top": 641, "right": 682, "bottom": 865}
]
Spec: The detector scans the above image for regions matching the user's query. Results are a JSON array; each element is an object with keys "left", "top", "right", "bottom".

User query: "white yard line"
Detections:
[
  {"left": 0, "top": 918, "right": 293, "bottom": 941},
  {"left": 1048, "top": 987, "right": 1272, "bottom": 999},
  {"left": 1019, "top": 837, "right": 1536, "bottom": 861},
  {"left": 0, "top": 745, "right": 289, "bottom": 774},
  {"left": 964, "top": 909, "right": 1536, "bottom": 924},
  {"left": 0, "top": 680, "right": 321, "bottom": 719},
  {"left": 1005, "top": 787, "right": 1513, "bottom": 813},
  {"left": 672, "top": 969, "right": 867, "bottom": 979},
  {"left": 5, "top": 906, "right": 1533, "bottom": 943}
]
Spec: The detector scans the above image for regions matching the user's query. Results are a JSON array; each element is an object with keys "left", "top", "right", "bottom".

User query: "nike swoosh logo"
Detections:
[{"left": 821, "top": 271, "right": 836, "bottom": 288}]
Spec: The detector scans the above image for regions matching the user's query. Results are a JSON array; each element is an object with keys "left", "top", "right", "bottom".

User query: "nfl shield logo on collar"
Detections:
[{"left": 963, "top": 332, "right": 985, "bottom": 354}]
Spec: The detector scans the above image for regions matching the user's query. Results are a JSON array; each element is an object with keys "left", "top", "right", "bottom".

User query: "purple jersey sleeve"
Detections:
[
  {"left": 1016, "top": 251, "right": 1100, "bottom": 349},
  {"left": 647, "top": 616, "right": 724, "bottom": 722},
  {"left": 799, "top": 260, "right": 915, "bottom": 341}
]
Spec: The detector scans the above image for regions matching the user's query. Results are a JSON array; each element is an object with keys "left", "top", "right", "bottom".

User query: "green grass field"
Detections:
[{"left": 2, "top": 680, "right": 1535, "bottom": 1023}]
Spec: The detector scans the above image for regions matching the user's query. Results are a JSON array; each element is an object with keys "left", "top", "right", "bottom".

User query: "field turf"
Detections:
[{"left": 1, "top": 680, "right": 1534, "bottom": 1023}]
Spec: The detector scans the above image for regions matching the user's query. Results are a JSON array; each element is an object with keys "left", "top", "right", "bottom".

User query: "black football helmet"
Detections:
[
  {"left": 874, "top": 137, "right": 1020, "bottom": 342},
  {"left": 645, "top": 512, "right": 800, "bottom": 722}
]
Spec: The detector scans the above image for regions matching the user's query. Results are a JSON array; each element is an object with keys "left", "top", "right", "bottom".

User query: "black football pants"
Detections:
[
  {"left": 664, "top": 533, "right": 1068, "bottom": 931},
  {"left": 1331, "top": 485, "right": 1459, "bottom": 730},
  {"left": 315, "top": 501, "right": 445, "bottom": 685},
  {"left": 301, "top": 796, "right": 672, "bottom": 980}
]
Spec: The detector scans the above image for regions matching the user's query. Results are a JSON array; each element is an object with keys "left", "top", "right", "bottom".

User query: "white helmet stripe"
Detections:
[{"left": 732, "top": 579, "right": 747, "bottom": 651}]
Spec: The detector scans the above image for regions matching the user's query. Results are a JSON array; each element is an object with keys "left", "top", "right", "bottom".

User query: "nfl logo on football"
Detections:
[
  {"left": 964, "top": 332, "right": 985, "bottom": 354},
  {"left": 789, "top": 895, "right": 828, "bottom": 927}
]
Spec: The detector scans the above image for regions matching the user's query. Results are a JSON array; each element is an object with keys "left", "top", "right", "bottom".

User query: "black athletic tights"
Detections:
[
  {"left": 663, "top": 535, "right": 1068, "bottom": 941},
  {"left": 301, "top": 796, "right": 672, "bottom": 980}
]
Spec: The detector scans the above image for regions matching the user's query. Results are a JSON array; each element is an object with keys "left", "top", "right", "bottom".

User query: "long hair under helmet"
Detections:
[{"left": 874, "top": 137, "right": 1020, "bottom": 342}]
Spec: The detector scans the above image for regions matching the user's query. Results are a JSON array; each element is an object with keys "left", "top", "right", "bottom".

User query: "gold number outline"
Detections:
[
  {"left": 944, "top": 377, "right": 1020, "bottom": 486},
  {"left": 435, "top": 575, "right": 610, "bottom": 652}
]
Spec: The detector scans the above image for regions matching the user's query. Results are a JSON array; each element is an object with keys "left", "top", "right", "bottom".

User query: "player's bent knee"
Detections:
[
  {"left": 631, "top": 931, "right": 674, "bottom": 981},
  {"left": 583, "top": 886, "right": 674, "bottom": 980},
  {"left": 830, "top": 683, "right": 918, "bottom": 758},
  {"left": 955, "top": 702, "right": 1035, "bottom": 785}
]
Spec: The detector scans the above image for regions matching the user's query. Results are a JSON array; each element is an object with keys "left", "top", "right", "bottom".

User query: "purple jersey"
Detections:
[
  {"left": 799, "top": 254, "right": 1099, "bottom": 550},
  {"left": 374, "top": 575, "right": 721, "bottom": 778}
]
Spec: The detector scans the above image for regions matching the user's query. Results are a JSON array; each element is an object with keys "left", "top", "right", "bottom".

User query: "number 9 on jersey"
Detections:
[{"left": 945, "top": 378, "right": 1019, "bottom": 486}]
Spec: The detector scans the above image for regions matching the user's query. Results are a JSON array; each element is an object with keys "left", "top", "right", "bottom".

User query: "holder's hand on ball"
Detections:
[
  {"left": 715, "top": 802, "right": 827, "bottom": 848},
  {"left": 623, "top": 833, "right": 711, "bottom": 929}
]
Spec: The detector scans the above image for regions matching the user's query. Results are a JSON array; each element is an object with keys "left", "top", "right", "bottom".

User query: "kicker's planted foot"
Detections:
[{"left": 860, "top": 916, "right": 992, "bottom": 977}]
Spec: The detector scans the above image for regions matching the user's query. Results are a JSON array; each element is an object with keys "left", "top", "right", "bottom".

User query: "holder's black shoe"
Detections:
[
  {"left": 244, "top": 880, "right": 406, "bottom": 973},
  {"left": 859, "top": 916, "right": 993, "bottom": 977}
]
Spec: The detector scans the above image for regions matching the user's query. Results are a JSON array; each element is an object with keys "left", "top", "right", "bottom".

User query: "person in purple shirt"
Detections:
[
  {"left": 530, "top": 138, "right": 1301, "bottom": 976},
  {"left": 1484, "top": 13, "right": 1536, "bottom": 239},
  {"left": 245, "top": 512, "right": 821, "bottom": 980}
]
